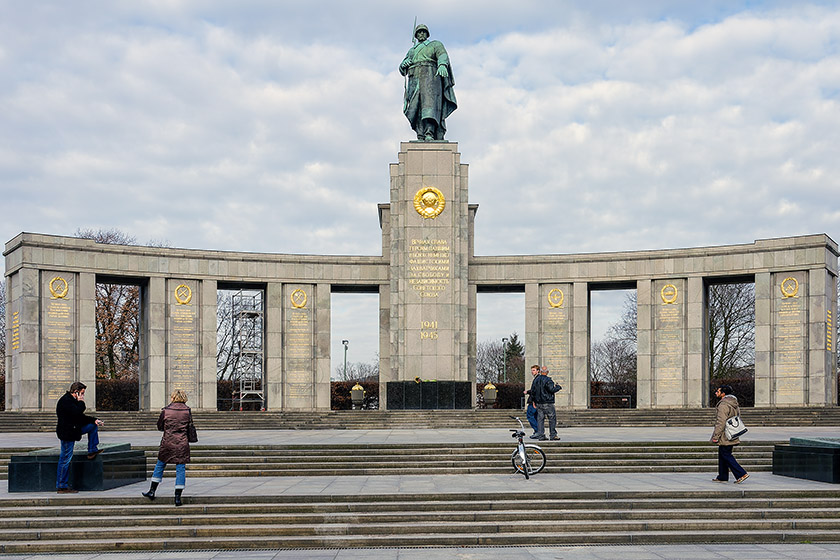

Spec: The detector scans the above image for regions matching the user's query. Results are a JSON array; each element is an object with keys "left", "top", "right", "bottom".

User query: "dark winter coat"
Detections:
[
  {"left": 156, "top": 403, "right": 192, "bottom": 464},
  {"left": 531, "top": 374, "right": 562, "bottom": 404},
  {"left": 55, "top": 392, "right": 97, "bottom": 442}
]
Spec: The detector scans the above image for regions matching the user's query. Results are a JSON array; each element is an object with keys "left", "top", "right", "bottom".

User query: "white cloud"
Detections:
[{"left": 2, "top": 2, "right": 839, "bottom": 359}]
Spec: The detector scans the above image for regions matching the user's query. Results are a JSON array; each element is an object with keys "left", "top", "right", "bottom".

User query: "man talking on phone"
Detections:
[{"left": 55, "top": 382, "right": 104, "bottom": 493}]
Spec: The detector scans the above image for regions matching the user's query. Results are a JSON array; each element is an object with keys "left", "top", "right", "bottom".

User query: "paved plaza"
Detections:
[{"left": 2, "top": 426, "right": 838, "bottom": 559}]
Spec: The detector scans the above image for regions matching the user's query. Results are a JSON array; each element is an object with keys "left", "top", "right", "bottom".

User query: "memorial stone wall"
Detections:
[{"left": 4, "top": 141, "right": 838, "bottom": 411}]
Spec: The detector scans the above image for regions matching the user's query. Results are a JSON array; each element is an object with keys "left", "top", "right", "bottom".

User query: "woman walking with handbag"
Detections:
[
  {"left": 142, "top": 389, "right": 196, "bottom": 506},
  {"left": 711, "top": 385, "right": 749, "bottom": 484}
]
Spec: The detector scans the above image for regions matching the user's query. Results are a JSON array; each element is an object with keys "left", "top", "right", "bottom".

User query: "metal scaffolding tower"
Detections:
[{"left": 231, "top": 289, "right": 264, "bottom": 410}]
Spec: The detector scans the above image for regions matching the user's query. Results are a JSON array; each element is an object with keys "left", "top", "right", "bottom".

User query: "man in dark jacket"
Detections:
[
  {"left": 531, "top": 366, "right": 562, "bottom": 441},
  {"left": 55, "top": 382, "right": 103, "bottom": 493}
]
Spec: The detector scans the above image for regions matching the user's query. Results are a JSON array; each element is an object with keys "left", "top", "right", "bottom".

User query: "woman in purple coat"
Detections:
[{"left": 142, "top": 389, "right": 193, "bottom": 506}]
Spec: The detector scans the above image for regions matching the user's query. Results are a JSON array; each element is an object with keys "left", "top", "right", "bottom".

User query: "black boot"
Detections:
[
  {"left": 142, "top": 481, "right": 158, "bottom": 500},
  {"left": 174, "top": 488, "right": 183, "bottom": 507}
]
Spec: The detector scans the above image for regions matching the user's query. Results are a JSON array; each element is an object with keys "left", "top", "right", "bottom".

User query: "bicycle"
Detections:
[{"left": 509, "top": 416, "right": 546, "bottom": 479}]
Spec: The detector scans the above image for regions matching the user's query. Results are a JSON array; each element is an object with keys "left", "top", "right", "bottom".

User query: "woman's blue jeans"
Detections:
[{"left": 151, "top": 460, "right": 186, "bottom": 489}]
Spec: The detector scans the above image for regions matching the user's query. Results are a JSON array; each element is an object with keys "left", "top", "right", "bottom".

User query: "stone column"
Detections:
[
  {"left": 571, "top": 282, "right": 589, "bottom": 409},
  {"left": 524, "top": 282, "right": 540, "bottom": 384},
  {"left": 753, "top": 272, "right": 772, "bottom": 406},
  {"left": 264, "top": 282, "right": 283, "bottom": 410},
  {"left": 314, "top": 283, "right": 331, "bottom": 410},
  {"left": 770, "top": 272, "right": 808, "bottom": 406},
  {"left": 282, "top": 283, "right": 317, "bottom": 410},
  {"left": 636, "top": 279, "right": 653, "bottom": 409},
  {"left": 378, "top": 282, "right": 392, "bottom": 406},
  {"left": 165, "top": 279, "right": 200, "bottom": 403},
  {"left": 77, "top": 273, "right": 96, "bottom": 409},
  {"left": 144, "top": 276, "right": 167, "bottom": 410},
  {"left": 808, "top": 269, "right": 836, "bottom": 405},
  {"left": 40, "top": 271, "right": 77, "bottom": 407},
  {"left": 538, "top": 283, "right": 574, "bottom": 409},
  {"left": 388, "top": 142, "right": 470, "bottom": 383},
  {"left": 651, "top": 279, "right": 687, "bottom": 407},
  {"left": 686, "top": 276, "right": 705, "bottom": 407},
  {"left": 5, "top": 268, "right": 40, "bottom": 410},
  {"left": 198, "top": 279, "right": 218, "bottom": 410}
]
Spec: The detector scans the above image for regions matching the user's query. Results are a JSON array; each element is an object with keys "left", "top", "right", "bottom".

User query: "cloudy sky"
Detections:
[{"left": 2, "top": 1, "right": 839, "bottom": 372}]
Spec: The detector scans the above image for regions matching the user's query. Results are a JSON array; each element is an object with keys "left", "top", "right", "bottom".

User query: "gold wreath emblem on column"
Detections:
[
  {"left": 780, "top": 277, "right": 799, "bottom": 298},
  {"left": 547, "top": 288, "right": 564, "bottom": 308},
  {"left": 413, "top": 186, "right": 445, "bottom": 219},
  {"left": 49, "top": 276, "right": 69, "bottom": 299},
  {"left": 290, "top": 289, "right": 308, "bottom": 308},
  {"left": 174, "top": 284, "right": 193, "bottom": 305},
  {"left": 660, "top": 284, "right": 678, "bottom": 304}
]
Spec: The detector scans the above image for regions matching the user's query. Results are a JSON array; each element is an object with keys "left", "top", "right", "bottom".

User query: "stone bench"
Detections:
[
  {"left": 773, "top": 437, "right": 840, "bottom": 484},
  {"left": 8, "top": 442, "right": 147, "bottom": 492}
]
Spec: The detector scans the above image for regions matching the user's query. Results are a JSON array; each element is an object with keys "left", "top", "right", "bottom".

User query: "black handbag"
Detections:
[{"left": 187, "top": 414, "right": 198, "bottom": 443}]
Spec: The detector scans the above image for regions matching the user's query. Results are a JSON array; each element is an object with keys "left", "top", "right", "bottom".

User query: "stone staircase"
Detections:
[
  {"left": 0, "top": 441, "right": 776, "bottom": 480},
  {"left": 1, "top": 489, "right": 839, "bottom": 552},
  {"left": 2, "top": 407, "right": 840, "bottom": 431}
]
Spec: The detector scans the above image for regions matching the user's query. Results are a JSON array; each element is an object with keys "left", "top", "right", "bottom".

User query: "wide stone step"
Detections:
[
  {"left": 3, "top": 407, "right": 840, "bottom": 432},
  {"left": 6, "top": 518, "right": 840, "bottom": 542},
  {"left": 1, "top": 490, "right": 839, "bottom": 553},
  {"left": 0, "top": 441, "right": 779, "bottom": 479}
]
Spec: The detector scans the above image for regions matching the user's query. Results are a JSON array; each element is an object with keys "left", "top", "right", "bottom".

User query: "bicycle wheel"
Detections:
[{"left": 511, "top": 445, "right": 546, "bottom": 476}]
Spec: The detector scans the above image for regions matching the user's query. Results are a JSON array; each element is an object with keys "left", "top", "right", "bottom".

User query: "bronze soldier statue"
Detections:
[{"left": 399, "top": 24, "right": 457, "bottom": 141}]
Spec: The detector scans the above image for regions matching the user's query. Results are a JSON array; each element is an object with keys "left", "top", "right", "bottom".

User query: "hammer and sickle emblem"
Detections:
[
  {"left": 174, "top": 284, "right": 193, "bottom": 305},
  {"left": 49, "top": 276, "right": 69, "bottom": 299},
  {"left": 290, "top": 289, "right": 308, "bottom": 309},
  {"left": 413, "top": 186, "right": 446, "bottom": 219},
  {"left": 661, "top": 284, "right": 678, "bottom": 304},
  {"left": 780, "top": 277, "right": 799, "bottom": 298},
  {"left": 547, "top": 288, "right": 564, "bottom": 308}
]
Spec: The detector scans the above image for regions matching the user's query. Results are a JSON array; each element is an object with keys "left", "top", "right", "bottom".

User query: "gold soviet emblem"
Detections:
[
  {"left": 661, "top": 284, "right": 678, "bottom": 304},
  {"left": 174, "top": 284, "right": 193, "bottom": 305},
  {"left": 780, "top": 277, "right": 799, "bottom": 298},
  {"left": 49, "top": 276, "right": 69, "bottom": 299},
  {"left": 413, "top": 186, "right": 445, "bottom": 219},
  {"left": 547, "top": 288, "right": 564, "bottom": 308},
  {"left": 290, "top": 289, "right": 307, "bottom": 308}
]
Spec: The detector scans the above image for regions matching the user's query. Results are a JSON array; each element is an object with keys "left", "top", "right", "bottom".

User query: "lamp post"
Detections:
[
  {"left": 342, "top": 340, "right": 349, "bottom": 380},
  {"left": 501, "top": 337, "right": 508, "bottom": 383}
]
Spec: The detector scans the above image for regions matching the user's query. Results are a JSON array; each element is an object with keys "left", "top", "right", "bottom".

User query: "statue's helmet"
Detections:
[{"left": 414, "top": 24, "right": 430, "bottom": 39}]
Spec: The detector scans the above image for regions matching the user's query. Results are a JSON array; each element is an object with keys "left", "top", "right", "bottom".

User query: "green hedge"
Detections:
[{"left": 95, "top": 378, "right": 139, "bottom": 411}]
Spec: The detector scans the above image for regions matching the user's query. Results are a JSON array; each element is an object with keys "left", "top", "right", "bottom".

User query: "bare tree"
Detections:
[
  {"left": 708, "top": 283, "right": 755, "bottom": 380},
  {"left": 615, "top": 292, "right": 638, "bottom": 344},
  {"left": 592, "top": 292, "right": 638, "bottom": 382},
  {"left": 476, "top": 332, "right": 525, "bottom": 384},
  {"left": 216, "top": 291, "right": 238, "bottom": 381},
  {"left": 591, "top": 336, "right": 636, "bottom": 385},
  {"left": 333, "top": 359, "right": 379, "bottom": 382},
  {"left": 94, "top": 282, "right": 140, "bottom": 379},
  {"left": 476, "top": 339, "right": 504, "bottom": 383},
  {"left": 75, "top": 228, "right": 170, "bottom": 380},
  {"left": 76, "top": 229, "right": 141, "bottom": 380}
]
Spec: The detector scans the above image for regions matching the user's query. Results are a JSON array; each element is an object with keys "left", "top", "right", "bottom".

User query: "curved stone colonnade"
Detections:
[{"left": 4, "top": 143, "right": 838, "bottom": 411}]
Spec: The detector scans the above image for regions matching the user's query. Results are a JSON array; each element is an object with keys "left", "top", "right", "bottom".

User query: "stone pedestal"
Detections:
[
  {"left": 385, "top": 142, "right": 471, "bottom": 408},
  {"left": 773, "top": 438, "right": 840, "bottom": 484},
  {"left": 8, "top": 443, "right": 147, "bottom": 492}
]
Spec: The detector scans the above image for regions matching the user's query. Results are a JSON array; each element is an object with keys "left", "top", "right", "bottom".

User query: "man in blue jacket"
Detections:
[
  {"left": 529, "top": 366, "right": 562, "bottom": 441},
  {"left": 55, "top": 382, "right": 103, "bottom": 493}
]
